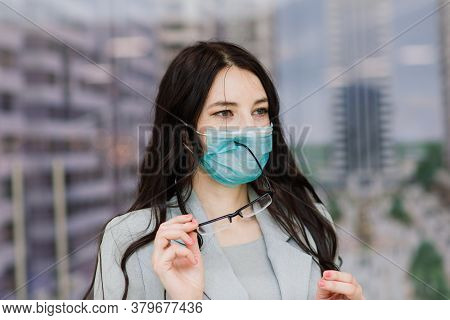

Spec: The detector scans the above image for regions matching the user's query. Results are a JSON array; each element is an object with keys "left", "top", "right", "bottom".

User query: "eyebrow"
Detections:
[{"left": 208, "top": 97, "right": 268, "bottom": 109}]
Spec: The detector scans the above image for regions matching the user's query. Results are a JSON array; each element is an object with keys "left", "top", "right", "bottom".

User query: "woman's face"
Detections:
[{"left": 196, "top": 65, "right": 270, "bottom": 134}]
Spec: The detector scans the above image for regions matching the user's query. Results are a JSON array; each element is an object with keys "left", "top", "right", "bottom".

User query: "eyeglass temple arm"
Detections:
[{"left": 233, "top": 141, "right": 273, "bottom": 193}]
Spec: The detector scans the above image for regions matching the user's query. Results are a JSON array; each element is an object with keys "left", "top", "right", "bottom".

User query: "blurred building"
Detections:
[
  {"left": 155, "top": 0, "right": 218, "bottom": 71},
  {"left": 334, "top": 83, "right": 389, "bottom": 179},
  {"left": 328, "top": 0, "right": 393, "bottom": 190},
  {"left": 326, "top": 0, "right": 407, "bottom": 300},
  {"left": 155, "top": 0, "right": 275, "bottom": 75},
  {"left": 0, "top": 23, "right": 21, "bottom": 299},
  {"left": 0, "top": 21, "right": 114, "bottom": 299},
  {"left": 0, "top": 1, "right": 158, "bottom": 299},
  {"left": 439, "top": 0, "right": 450, "bottom": 170},
  {"left": 215, "top": 0, "right": 275, "bottom": 73}
]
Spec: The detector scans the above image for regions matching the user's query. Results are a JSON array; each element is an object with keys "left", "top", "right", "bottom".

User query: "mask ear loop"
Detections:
[
  {"left": 182, "top": 128, "right": 206, "bottom": 154},
  {"left": 182, "top": 123, "right": 207, "bottom": 157},
  {"left": 182, "top": 142, "right": 194, "bottom": 154}
]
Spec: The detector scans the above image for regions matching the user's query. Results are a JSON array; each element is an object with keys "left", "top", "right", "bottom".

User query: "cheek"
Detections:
[
  {"left": 194, "top": 133, "right": 207, "bottom": 153},
  {"left": 258, "top": 116, "right": 270, "bottom": 126},
  {"left": 200, "top": 136, "right": 206, "bottom": 149}
]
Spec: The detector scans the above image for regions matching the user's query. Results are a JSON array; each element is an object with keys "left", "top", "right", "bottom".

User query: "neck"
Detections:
[{"left": 192, "top": 168, "right": 249, "bottom": 220}]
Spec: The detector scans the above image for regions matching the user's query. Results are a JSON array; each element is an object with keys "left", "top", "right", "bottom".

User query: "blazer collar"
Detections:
[{"left": 167, "top": 184, "right": 313, "bottom": 300}]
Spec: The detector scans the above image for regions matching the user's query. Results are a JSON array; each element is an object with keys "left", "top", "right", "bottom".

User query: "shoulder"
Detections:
[
  {"left": 99, "top": 207, "right": 158, "bottom": 267},
  {"left": 103, "top": 207, "right": 157, "bottom": 247},
  {"left": 95, "top": 207, "right": 164, "bottom": 299}
]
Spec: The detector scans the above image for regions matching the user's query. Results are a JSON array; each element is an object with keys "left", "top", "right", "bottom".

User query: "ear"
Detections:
[
  {"left": 181, "top": 130, "right": 195, "bottom": 154},
  {"left": 183, "top": 142, "right": 194, "bottom": 154}
]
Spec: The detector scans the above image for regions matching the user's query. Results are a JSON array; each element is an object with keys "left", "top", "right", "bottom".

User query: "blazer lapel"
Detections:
[
  {"left": 181, "top": 187, "right": 249, "bottom": 300},
  {"left": 167, "top": 184, "right": 313, "bottom": 300},
  {"left": 248, "top": 186, "right": 313, "bottom": 299}
]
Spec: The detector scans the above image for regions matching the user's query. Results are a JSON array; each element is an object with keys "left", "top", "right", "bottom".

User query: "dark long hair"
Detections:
[{"left": 83, "top": 40, "right": 340, "bottom": 300}]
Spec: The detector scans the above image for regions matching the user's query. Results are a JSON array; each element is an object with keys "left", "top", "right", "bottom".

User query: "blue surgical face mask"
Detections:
[{"left": 190, "top": 123, "right": 273, "bottom": 187}]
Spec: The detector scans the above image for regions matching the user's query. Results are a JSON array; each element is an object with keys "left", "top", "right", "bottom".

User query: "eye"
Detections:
[
  {"left": 252, "top": 107, "right": 268, "bottom": 116},
  {"left": 212, "top": 110, "right": 233, "bottom": 118}
]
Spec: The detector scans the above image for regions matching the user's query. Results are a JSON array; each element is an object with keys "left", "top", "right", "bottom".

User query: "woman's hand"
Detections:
[
  {"left": 315, "top": 270, "right": 365, "bottom": 300},
  {"left": 151, "top": 214, "right": 204, "bottom": 300}
]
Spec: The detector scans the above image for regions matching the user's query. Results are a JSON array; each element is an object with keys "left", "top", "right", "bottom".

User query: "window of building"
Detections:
[
  {"left": 0, "top": 49, "right": 15, "bottom": 67},
  {"left": 1, "top": 135, "right": 20, "bottom": 154},
  {"left": 2, "top": 221, "right": 13, "bottom": 242},
  {"left": 25, "top": 71, "right": 58, "bottom": 86},
  {"left": 2, "top": 176, "right": 12, "bottom": 200},
  {"left": 0, "top": 92, "right": 14, "bottom": 112}
]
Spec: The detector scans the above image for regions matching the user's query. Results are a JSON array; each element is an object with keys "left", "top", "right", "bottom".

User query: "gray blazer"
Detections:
[{"left": 93, "top": 184, "right": 339, "bottom": 300}]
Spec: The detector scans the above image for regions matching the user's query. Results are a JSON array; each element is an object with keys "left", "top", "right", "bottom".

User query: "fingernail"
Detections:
[{"left": 319, "top": 280, "right": 325, "bottom": 287}]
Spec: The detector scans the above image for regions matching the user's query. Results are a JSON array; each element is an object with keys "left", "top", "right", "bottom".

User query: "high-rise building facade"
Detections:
[
  {"left": 328, "top": 0, "right": 393, "bottom": 188},
  {"left": 0, "top": 1, "right": 158, "bottom": 299},
  {"left": 439, "top": 0, "right": 450, "bottom": 170}
]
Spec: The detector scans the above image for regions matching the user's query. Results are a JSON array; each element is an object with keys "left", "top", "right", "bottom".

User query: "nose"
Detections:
[{"left": 238, "top": 113, "right": 256, "bottom": 128}]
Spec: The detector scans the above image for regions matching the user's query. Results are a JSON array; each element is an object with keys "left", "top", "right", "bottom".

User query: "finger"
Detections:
[
  {"left": 319, "top": 279, "right": 361, "bottom": 299},
  {"left": 161, "top": 220, "right": 199, "bottom": 248},
  {"left": 162, "top": 214, "right": 194, "bottom": 226},
  {"left": 154, "top": 228, "right": 194, "bottom": 251},
  {"left": 186, "top": 226, "right": 201, "bottom": 256},
  {"left": 161, "top": 219, "right": 198, "bottom": 233},
  {"left": 158, "top": 219, "right": 199, "bottom": 248},
  {"left": 159, "top": 243, "right": 197, "bottom": 267},
  {"left": 315, "top": 281, "right": 332, "bottom": 300},
  {"left": 322, "top": 270, "right": 355, "bottom": 284}
]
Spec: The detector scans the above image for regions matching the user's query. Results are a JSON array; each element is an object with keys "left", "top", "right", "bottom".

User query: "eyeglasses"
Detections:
[{"left": 195, "top": 140, "right": 273, "bottom": 236}]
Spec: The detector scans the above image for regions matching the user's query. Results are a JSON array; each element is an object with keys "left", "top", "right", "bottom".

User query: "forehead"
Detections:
[{"left": 205, "top": 66, "right": 267, "bottom": 104}]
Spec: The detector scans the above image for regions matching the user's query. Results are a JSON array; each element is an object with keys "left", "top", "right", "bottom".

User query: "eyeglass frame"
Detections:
[{"left": 194, "top": 140, "right": 273, "bottom": 234}]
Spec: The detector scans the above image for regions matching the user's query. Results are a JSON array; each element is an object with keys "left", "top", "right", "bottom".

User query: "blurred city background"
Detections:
[{"left": 0, "top": 0, "right": 449, "bottom": 300}]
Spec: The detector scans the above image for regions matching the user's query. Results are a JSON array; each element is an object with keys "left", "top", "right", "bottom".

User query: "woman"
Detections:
[{"left": 83, "top": 40, "right": 364, "bottom": 300}]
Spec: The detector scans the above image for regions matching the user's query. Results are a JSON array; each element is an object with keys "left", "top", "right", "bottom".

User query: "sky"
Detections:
[{"left": 276, "top": 0, "right": 444, "bottom": 144}]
